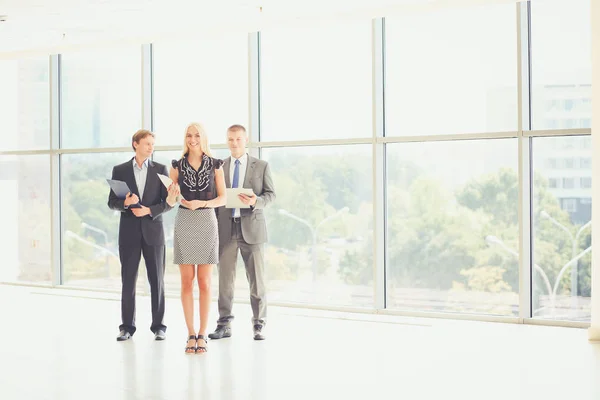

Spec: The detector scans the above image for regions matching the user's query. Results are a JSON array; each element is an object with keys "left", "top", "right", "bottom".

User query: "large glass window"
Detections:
[
  {"left": 153, "top": 36, "right": 248, "bottom": 146},
  {"left": 61, "top": 47, "right": 142, "bottom": 148},
  {"left": 261, "top": 145, "right": 373, "bottom": 307},
  {"left": 0, "top": 155, "right": 51, "bottom": 284},
  {"left": 1, "top": 3, "right": 595, "bottom": 327},
  {"left": 0, "top": 58, "right": 50, "bottom": 150},
  {"left": 61, "top": 153, "right": 130, "bottom": 289},
  {"left": 532, "top": 136, "right": 591, "bottom": 321},
  {"left": 530, "top": 0, "right": 591, "bottom": 129},
  {"left": 62, "top": 149, "right": 231, "bottom": 292},
  {"left": 386, "top": 139, "right": 519, "bottom": 315},
  {"left": 385, "top": 4, "right": 517, "bottom": 135},
  {"left": 260, "top": 21, "right": 372, "bottom": 141}
]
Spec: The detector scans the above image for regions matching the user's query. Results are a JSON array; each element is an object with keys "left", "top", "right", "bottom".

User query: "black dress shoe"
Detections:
[
  {"left": 208, "top": 325, "right": 231, "bottom": 340},
  {"left": 154, "top": 330, "right": 166, "bottom": 341},
  {"left": 253, "top": 325, "right": 265, "bottom": 341},
  {"left": 116, "top": 330, "right": 132, "bottom": 341}
]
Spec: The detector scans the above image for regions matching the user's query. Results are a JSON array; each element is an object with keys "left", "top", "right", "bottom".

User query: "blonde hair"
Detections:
[{"left": 182, "top": 122, "right": 212, "bottom": 158}]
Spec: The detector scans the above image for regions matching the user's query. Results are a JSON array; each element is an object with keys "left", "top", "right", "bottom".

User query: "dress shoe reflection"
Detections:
[
  {"left": 220, "top": 343, "right": 234, "bottom": 400},
  {"left": 121, "top": 341, "right": 138, "bottom": 397},
  {"left": 250, "top": 343, "right": 267, "bottom": 400},
  {"left": 146, "top": 339, "right": 166, "bottom": 399}
]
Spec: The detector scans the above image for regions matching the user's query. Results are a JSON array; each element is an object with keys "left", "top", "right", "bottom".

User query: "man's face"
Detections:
[
  {"left": 227, "top": 129, "right": 247, "bottom": 158},
  {"left": 134, "top": 136, "right": 154, "bottom": 159}
]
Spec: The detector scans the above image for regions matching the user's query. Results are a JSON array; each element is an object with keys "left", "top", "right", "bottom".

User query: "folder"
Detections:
[
  {"left": 225, "top": 188, "right": 255, "bottom": 208},
  {"left": 157, "top": 173, "right": 185, "bottom": 201},
  {"left": 106, "top": 179, "right": 141, "bottom": 208}
]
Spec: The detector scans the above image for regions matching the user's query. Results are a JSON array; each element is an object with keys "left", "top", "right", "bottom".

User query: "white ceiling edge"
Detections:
[{"left": 0, "top": 0, "right": 523, "bottom": 60}]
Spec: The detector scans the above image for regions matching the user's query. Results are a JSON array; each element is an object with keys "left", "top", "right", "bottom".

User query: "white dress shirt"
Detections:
[
  {"left": 133, "top": 158, "right": 149, "bottom": 200},
  {"left": 230, "top": 153, "right": 248, "bottom": 218}
]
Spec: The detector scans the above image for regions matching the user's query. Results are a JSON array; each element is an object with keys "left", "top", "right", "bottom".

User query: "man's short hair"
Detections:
[
  {"left": 132, "top": 129, "right": 155, "bottom": 151},
  {"left": 227, "top": 124, "right": 246, "bottom": 134}
]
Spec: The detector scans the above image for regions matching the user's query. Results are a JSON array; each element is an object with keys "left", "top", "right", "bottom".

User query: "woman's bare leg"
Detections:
[
  {"left": 196, "top": 264, "right": 213, "bottom": 352},
  {"left": 180, "top": 264, "right": 196, "bottom": 353}
]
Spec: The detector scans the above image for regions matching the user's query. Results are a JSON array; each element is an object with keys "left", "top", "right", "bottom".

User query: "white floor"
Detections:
[{"left": 1, "top": 284, "right": 599, "bottom": 400}]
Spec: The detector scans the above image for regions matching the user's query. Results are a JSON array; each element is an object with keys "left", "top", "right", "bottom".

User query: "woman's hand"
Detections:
[
  {"left": 168, "top": 183, "right": 180, "bottom": 197},
  {"left": 181, "top": 199, "right": 204, "bottom": 210},
  {"left": 166, "top": 183, "right": 180, "bottom": 206}
]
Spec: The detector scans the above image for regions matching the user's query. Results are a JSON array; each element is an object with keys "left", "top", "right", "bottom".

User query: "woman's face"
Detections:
[{"left": 186, "top": 126, "right": 201, "bottom": 151}]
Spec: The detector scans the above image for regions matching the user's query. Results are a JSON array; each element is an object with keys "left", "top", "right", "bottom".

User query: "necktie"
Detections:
[{"left": 231, "top": 159, "right": 240, "bottom": 217}]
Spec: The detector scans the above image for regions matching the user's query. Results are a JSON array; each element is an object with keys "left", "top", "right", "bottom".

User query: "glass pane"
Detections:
[
  {"left": 261, "top": 145, "right": 373, "bottom": 307},
  {"left": 532, "top": 136, "right": 591, "bottom": 321},
  {"left": 153, "top": 36, "right": 248, "bottom": 146},
  {"left": 386, "top": 139, "right": 518, "bottom": 315},
  {"left": 0, "top": 155, "right": 51, "bottom": 283},
  {"left": 61, "top": 47, "right": 142, "bottom": 148},
  {"left": 62, "top": 152, "right": 132, "bottom": 289},
  {"left": 153, "top": 149, "right": 232, "bottom": 295},
  {"left": 260, "top": 21, "right": 372, "bottom": 141},
  {"left": 531, "top": 0, "right": 591, "bottom": 129},
  {"left": 0, "top": 58, "right": 50, "bottom": 150},
  {"left": 385, "top": 4, "right": 517, "bottom": 135}
]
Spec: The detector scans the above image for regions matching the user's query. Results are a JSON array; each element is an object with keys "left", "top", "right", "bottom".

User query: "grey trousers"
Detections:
[{"left": 217, "top": 220, "right": 267, "bottom": 327}]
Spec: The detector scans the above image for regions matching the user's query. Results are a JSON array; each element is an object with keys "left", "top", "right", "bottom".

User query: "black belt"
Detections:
[{"left": 232, "top": 217, "right": 241, "bottom": 223}]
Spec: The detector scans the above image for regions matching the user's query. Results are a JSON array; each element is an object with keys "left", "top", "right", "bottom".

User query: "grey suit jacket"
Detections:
[
  {"left": 107, "top": 158, "right": 172, "bottom": 247},
  {"left": 217, "top": 155, "right": 276, "bottom": 245}
]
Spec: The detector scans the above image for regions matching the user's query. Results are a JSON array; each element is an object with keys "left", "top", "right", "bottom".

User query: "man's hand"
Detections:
[
  {"left": 238, "top": 193, "right": 257, "bottom": 206},
  {"left": 181, "top": 199, "right": 204, "bottom": 210},
  {"left": 131, "top": 205, "right": 151, "bottom": 217},
  {"left": 124, "top": 192, "right": 140, "bottom": 207}
]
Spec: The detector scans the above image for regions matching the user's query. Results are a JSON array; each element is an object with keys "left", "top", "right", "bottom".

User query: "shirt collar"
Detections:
[
  {"left": 232, "top": 153, "right": 248, "bottom": 165},
  {"left": 133, "top": 158, "right": 149, "bottom": 169}
]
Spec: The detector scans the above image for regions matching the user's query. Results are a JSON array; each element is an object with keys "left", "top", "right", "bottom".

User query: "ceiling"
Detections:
[{"left": 0, "top": 0, "right": 521, "bottom": 57}]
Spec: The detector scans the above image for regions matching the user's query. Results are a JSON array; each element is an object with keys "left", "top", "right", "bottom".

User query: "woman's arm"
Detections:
[{"left": 203, "top": 167, "right": 226, "bottom": 208}]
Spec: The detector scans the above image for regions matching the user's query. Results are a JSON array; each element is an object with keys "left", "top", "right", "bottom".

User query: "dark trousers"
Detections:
[{"left": 119, "top": 236, "right": 166, "bottom": 335}]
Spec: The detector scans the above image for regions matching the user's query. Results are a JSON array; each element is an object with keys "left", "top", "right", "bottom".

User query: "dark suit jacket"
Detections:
[
  {"left": 107, "top": 158, "right": 172, "bottom": 247},
  {"left": 217, "top": 155, "right": 276, "bottom": 245}
]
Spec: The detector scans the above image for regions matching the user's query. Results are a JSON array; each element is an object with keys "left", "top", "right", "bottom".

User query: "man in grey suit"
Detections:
[
  {"left": 209, "top": 125, "right": 276, "bottom": 340},
  {"left": 108, "top": 129, "right": 175, "bottom": 341}
]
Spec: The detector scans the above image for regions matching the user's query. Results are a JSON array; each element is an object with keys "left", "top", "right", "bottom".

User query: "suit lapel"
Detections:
[
  {"left": 243, "top": 155, "right": 255, "bottom": 188},
  {"left": 224, "top": 157, "right": 231, "bottom": 187},
  {"left": 125, "top": 158, "right": 139, "bottom": 198},
  {"left": 143, "top": 160, "right": 157, "bottom": 203}
]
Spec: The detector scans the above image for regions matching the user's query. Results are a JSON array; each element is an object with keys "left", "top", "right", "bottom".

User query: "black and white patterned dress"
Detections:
[{"left": 172, "top": 154, "right": 223, "bottom": 265}]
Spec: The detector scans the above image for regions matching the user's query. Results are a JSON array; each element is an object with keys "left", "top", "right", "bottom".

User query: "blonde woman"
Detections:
[{"left": 168, "top": 122, "right": 226, "bottom": 353}]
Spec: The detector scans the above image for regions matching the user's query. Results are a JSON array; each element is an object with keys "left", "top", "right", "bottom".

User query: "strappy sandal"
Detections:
[
  {"left": 195, "top": 335, "right": 208, "bottom": 353},
  {"left": 185, "top": 335, "right": 197, "bottom": 354}
]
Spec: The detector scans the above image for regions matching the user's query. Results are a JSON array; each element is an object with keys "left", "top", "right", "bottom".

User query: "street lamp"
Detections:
[
  {"left": 486, "top": 235, "right": 591, "bottom": 316},
  {"left": 485, "top": 235, "right": 553, "bottom": 299},
  {"left": 80, "top": 222, "right": 111, "bottom": 277},
  {"left": 81, "top": 222, "right": 109, "bottom": 244},
  {"left": 540, "top": 210, "right": 591, "bottom": 310},
  {"left": 278, "top": 207, "right": 349, "bottom": 282},
  {"left": 65, "top": 230, "right": 119, "bottom": 261},
  {"left": 551, "top": 245, "right": 591, "bottom": 299}
]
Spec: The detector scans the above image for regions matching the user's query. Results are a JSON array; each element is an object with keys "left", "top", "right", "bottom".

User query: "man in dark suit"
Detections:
[
  {"left": 108, "top": 129, "right": 175, "bottom": 341},
  {"left": 209, "top": 124, "right": 276, "bottom": 341}
]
